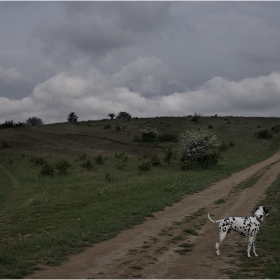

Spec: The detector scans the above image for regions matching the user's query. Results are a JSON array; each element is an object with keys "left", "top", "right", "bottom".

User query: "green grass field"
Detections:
[{"left": 1, "top": 116, "right": 280, "bottom": 278}]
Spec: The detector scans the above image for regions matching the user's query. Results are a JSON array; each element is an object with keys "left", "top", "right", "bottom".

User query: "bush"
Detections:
[
  {"left": 141, "top": 127, "right": 158, "bottom": 143},
  {"left": 190, "top": 113, "right": 201, "bottom": 123},
  {"left": 150, "top": 155, "right": 161, "bottom": 166},
  {"left": 256, "top": 129, "right": 273, "bottom": 139},
  {"left": 95, "top": 155, "right": 105, "bottom": 165},
  {"left": 271, "top": 125, "right": 280, "bottom": 134},
  {"left": 115, "top": 152, "right": 128, "bottom": 163},
  {"left": 138, "top": 162, "right": 151, "bottom": 172},
  {"left": 179, "top": 128, "right": 220, "bottom": 169},
  {"left": 40, "top": 163, "right": 55, "bottom": 177},
  {"left": 55, "top": 160, "right": 71, "bottom": 175},
  {"left": 104, "top": 124, "right": 111, "bottom": 129}
]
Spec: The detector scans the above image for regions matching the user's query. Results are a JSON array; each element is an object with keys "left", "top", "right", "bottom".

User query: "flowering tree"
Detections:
[{"left": 179, "top": 128, "right": 220, "bottom": 169}]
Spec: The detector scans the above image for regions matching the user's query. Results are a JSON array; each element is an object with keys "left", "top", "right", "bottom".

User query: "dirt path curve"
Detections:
[{"left": 28, "top": 151, "right": 280, "bottom": 279}]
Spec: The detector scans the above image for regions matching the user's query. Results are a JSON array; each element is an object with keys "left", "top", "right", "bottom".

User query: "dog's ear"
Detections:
[
  {"left": 263, "top": 206, "right": 269, "bottom": 214},
  {"left": 255, "top": 206, "right": 260, "bottom": 211}
]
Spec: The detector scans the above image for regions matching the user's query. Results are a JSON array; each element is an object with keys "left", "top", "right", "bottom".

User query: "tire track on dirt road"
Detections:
[{"left": 27, "top": 151, "right": 280, "bottom": 279}]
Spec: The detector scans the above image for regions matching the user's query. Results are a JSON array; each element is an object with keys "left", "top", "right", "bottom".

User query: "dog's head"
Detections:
[{"left": 255, "top": 206, "right": 269, "bottom": 219}]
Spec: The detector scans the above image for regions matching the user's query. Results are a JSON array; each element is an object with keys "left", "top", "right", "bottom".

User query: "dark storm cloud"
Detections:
[
  {"left": 1, "top": 2, "right": 280, "bottom": 123},
  {"left": 35, "top": 2, "right": 172, "bottom": 56}
]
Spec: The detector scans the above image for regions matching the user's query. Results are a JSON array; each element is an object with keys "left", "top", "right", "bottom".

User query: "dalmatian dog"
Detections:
[{"left": 208, "top": 206, "right": 269, "bottom": 257}]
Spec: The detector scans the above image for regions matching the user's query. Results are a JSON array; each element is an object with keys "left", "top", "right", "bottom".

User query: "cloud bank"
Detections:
[{"left": 1, "top": 57, "right": 280, "bottom": 124}]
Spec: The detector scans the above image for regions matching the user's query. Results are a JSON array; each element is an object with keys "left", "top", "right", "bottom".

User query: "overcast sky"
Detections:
[{"left": 1, "top": 1, "right": 280, "bottom": 124}]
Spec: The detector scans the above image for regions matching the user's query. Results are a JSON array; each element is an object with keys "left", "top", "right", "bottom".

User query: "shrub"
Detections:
[
  {"left": 141, "top": 127, "right": 158, "bottom": 143},
  {"left": 229, "top": 141, "right": 235, "bottom": 148},
  {"left": 55, "top": 160, "right": 71, "bottom": 176},
  {"left": 271, "top": 125, "right": 280, "bottom": 134},
  {"left": 150, "top": 155, "right": 161, "bottom": 166},
  {"left": 256, "top": 129, "right": 273, "bottom": 139},
  {"left": 95, "top": 155, "right": 105, "bottom": 165},
  {"left": 40, "top": 163, "right": 55, "bottom": 177},
  {"left": 115, "top": 152, "right": 128, "bottom": 163},
  {"left": 81, "top": 160, "right": 94, "bottom": 171},
  {"left": 179, "top": 128, "right": 220, "bottom": 169},
  {"left": 138, "top": 162, "right": 151, "bottom": 172},
  {"left": 190, "top": 113, "right": 201, "bottom": 123},
  {"left": 104, "top": 124, "right": 111, "bottom": 129}
]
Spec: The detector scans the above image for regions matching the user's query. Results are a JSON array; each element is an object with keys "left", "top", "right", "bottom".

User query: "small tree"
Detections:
[
  {"left": 67, "top": 112, "right": 78, "bottom": 122},
  {"left": 26, "top": 117, "right": 43, "bottom": 126},
  {"left": 179, "top": 128, "right": 220, "bottom": 169},
  {"left": 108, "top": 113, "right": 115, "bottom": 120}
]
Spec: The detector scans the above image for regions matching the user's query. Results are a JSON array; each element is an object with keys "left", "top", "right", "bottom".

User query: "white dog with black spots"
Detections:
[{"left": 208, "top": 206, "right": 269, "bottom": 257}]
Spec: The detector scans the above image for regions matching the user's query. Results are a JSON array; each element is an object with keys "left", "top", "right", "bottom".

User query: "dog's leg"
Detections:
[
  {"left": 247, "top": 236, "right": 255, "bottom": 257},
  {"left": 216, "top": 231, "right": 227, "bottom": 255},
  {"left": 252, "top": 236, "right": 258, "bottom": 257}
]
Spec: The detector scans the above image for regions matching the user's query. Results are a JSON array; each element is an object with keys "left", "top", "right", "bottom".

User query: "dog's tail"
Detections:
[{"left": 208, "top": 213, "right": 220, "bottom": 223}]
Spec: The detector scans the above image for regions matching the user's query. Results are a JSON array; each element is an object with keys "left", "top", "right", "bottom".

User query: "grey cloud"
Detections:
[
  {"left": 1, "top": 2, "right": 280, "bottom": 123},
  {"left": 35, "top": 2, "right": 172, "bottom": 57}
]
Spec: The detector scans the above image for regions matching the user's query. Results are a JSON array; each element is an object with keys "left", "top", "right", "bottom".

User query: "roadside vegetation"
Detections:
[{"left": 0, "top": 115, "right": 280, "bottom": 278}]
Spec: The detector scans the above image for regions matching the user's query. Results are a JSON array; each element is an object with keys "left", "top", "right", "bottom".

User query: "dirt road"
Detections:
[{"left": 27, "top": 151, "right": 280, "bottom": 279}]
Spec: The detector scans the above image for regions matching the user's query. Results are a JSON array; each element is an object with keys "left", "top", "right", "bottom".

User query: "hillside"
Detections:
[{"left": 0, "top": 116, "right": 280, "bottom": 278}]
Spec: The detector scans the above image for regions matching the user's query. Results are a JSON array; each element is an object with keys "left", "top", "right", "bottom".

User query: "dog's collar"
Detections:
[{"left": 254, "top": 215, "right": 262, "bottom": 224}]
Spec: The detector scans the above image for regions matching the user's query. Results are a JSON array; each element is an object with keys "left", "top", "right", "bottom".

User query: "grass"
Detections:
[{"left": 0, "top": 116, "right": 280, "bottom": 278}]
